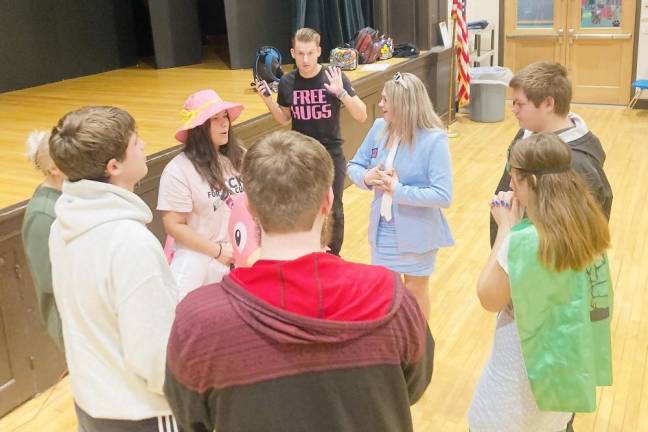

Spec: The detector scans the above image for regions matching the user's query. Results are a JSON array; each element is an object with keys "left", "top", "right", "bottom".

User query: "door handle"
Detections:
[
  {"left": 505, "top": 32, "right": 560, "bottom": 39},
  {"left": 558, "top": 28, "right": 564, "bottom": 44},
  {"left": 571, "top": 33, "right": 632, "bottom": 40},
  {"left": 568, "top": 29, "right": 575, "bottom": 45}
]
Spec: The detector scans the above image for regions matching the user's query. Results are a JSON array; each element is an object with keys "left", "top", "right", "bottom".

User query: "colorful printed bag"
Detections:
[
  {"left": 379, "top": 36, "right": 394, "bottom": 60},
  {"left": 330, "top": 47, "right": 358, "bottom": 70}
]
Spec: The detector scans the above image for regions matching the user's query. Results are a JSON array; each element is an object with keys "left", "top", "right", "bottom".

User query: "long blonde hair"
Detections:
[
  {"left": 509, "top": 133, "right": 610, "bottom": 271},
  {"left": 382, "top": 72, "right": 444, "bottom": 146}
]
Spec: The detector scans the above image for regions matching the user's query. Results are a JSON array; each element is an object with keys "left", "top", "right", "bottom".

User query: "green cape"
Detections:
[{"left": 508, "top": 219, "right": 612, "bottom": 412}]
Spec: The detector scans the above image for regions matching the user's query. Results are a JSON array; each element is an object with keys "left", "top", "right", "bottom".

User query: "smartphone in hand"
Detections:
[{"left": 255, "top": 75, "right": 271, "bottom": 97}]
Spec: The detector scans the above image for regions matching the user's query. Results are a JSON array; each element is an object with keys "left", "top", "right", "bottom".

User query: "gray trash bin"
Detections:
[{"left": 470, "top": 66, "right": 513, "bottom": 123}]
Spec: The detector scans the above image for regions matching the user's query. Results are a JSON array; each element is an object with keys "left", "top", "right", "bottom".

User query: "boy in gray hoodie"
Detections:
[
  {"left": 490, "top": 61, "right": 613, "bottom": 245},
  {"left": 49, "top": 106, "right": 179, "bottom": 432}
]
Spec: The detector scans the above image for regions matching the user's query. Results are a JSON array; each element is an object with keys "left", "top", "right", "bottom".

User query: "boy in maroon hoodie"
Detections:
[{"left": 164, "top": 130, "right": 434, "bottom": 432}]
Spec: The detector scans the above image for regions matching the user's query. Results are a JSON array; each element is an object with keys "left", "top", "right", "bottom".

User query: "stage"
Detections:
[{"left": 0, "top": 49, "right": 444, "bottom": 209}]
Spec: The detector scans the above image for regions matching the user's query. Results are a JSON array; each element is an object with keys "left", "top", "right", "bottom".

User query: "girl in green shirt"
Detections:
[{"left": 470, "top": 133, "right": 612, "bottom": 431}]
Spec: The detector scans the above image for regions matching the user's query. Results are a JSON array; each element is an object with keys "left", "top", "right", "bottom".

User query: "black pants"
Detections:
[{"left": 327, "top": 146, "right": 346, "bottom": 256}]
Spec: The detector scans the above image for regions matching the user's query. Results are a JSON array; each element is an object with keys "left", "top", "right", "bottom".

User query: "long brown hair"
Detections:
[
  {"left": 183, "top": 120, "right": 244, "bottom": 192},
  {"left": 509, "top": 133, "right": 610, "bottom": 271}
]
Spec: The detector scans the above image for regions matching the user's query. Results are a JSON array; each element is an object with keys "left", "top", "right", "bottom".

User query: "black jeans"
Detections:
[{"left": 327, "top": 146, "right": 346, "bottom": 256}]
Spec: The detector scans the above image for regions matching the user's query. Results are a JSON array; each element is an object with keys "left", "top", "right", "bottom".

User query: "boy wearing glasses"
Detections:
[
  {"left": 255, "top": 27, "right": 367, "bottom": 256},
  {"left": 490, "top": 61, "right": 613, "bottom": 245}
]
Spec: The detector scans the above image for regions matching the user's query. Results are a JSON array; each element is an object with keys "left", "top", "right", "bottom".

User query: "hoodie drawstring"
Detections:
[
  {"left": 276, "top": 256, "right": 324, "bottom": 317},
  {"left": 278, "top": 265, "right": 286, "bottom": 309},
  {"left": 314, "top": 254, "right": 324, "bottom": 318}
]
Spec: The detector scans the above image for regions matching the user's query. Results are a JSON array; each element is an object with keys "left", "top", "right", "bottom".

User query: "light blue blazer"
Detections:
[{"left": 347, "top": 118, "right": 454, "bottom": 253}]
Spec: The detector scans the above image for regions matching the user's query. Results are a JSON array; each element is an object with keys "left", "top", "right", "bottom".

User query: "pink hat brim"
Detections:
[{"left": 175, "top": 102, "right": 245, "bottom": 143}]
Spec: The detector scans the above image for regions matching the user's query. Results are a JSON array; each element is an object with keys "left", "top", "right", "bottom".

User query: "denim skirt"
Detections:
[{"left": 371, "top": 216, "right": 437, "bottom": 276}]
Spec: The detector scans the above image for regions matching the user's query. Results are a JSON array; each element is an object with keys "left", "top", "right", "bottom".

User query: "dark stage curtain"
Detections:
[{"left": 291, "top": 0, "right": 367, "bottom": 56}]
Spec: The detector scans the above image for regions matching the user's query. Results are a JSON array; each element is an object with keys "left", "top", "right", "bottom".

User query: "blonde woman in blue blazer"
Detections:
[{"left": 348, "top": 72, "right": 454, "bottom": 318}]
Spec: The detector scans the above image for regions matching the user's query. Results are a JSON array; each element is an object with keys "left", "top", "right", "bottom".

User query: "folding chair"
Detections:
[{"left": 627, "top": 79, "right": 648, "bottom": 110}]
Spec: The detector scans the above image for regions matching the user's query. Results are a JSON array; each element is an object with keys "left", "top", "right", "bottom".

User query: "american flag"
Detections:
[{"left": 452, "top": 0, "right": 470, "bottom": 107}]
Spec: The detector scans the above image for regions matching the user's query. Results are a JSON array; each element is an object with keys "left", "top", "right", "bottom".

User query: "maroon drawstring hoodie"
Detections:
[{"left": 164, "top": 252, "right": 433, "bottom": 432}]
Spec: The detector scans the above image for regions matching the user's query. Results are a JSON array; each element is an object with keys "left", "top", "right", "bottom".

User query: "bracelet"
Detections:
[
  {"left": 337, "top": 90, "right": 348, "bottom": 100},
  {"left": 215, "top": 243, "right": 222, "bottom": 259}
]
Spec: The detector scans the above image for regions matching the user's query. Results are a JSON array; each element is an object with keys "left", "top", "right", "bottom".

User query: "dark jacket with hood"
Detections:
[
  {"left": 164, "top": 252, "right": 434, "bottom": 432},
  {"left": 490, "top": 113, "right": 613, "bottom": 246}
]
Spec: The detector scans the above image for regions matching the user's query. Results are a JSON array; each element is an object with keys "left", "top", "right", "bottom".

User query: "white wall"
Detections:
[
  {"left": 447, "top": 0, "right": 500, "bottom": 64},
  {"left": 637, "top": 0, "right": 648, "bottom": 98}
]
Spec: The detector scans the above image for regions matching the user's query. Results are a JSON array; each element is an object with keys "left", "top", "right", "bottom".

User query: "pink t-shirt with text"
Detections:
[{"left": 157, "top": 152, "right": 243, "bottom": 246}]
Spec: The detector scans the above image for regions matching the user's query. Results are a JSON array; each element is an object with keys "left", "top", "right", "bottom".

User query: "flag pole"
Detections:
[{"left": 446, "top": 14, "right": 459, "bottom": 138}]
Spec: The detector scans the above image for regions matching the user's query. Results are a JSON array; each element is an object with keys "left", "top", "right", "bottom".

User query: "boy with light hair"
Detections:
[
  {"left": 490, "top": 61, "right": 613, "bottom": 245},
  {"left": 21, "top": 130, "right": 66, "bottom": 349},
  {"left": 255, "top": 27, "right": 367, "bottom": 256},
  {"left": 49, "top": 106, "right": 179, "bottom": 431},
  {"left": 164, "top": 130, "right": 433, "bottom": 432}
]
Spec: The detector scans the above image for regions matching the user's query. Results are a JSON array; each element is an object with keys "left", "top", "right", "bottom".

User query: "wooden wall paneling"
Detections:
[
  {"left": 0, "top": 209, "right": 67, "bottom": 418},
  {"left": 0, "top": 242, "right": 35, "bottom": 417},
  {"left": 373, "top": 0, "right": 448, "bottom": 49}
]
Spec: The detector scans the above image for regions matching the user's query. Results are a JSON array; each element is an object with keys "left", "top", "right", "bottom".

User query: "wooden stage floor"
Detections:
[
  {"left": 2, "top": 52, "right": 648, "bottom": 431},
  {"left": 0, "top": 51, "right": 407, "bottom": 210}
]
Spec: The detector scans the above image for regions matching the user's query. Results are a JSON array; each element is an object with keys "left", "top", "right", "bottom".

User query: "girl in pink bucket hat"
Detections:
[{"left": 157, "top": 89, "right": 245, "bottom": 298}]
